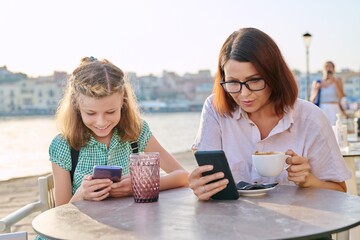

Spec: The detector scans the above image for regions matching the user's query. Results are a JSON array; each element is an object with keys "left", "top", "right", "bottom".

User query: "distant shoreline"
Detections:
[
  {"left": 0, "top": 114, "right": 55, "bottom": 120},
  {"left": 0, "top": 108, "right": 203, "bottom": 118}
]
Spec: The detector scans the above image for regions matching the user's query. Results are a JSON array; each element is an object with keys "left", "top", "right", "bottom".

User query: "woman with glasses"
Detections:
[{"left": 189, "top": 28, "right": 351, "bottom": 201}]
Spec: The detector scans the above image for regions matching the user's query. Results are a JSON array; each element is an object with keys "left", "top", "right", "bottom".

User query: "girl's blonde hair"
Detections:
[{"left": 56, "top": 57, "right": 141, "bottom": 150}]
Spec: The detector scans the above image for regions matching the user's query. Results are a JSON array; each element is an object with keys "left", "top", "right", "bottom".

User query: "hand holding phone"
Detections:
[
  {"left": 326, "top": 70, "right": 333, "bottom": 79},
  {"left": 92, "top": 165, "right": 122, "bottom": 182},
  {"left": 194, "top": 150, "right": 239, "bottom": 200}
]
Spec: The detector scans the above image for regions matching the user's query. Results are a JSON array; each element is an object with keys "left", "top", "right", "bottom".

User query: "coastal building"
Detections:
[
  {"left": 0, "top": 82, "right": 19, "bottom": 113},
  {"left": 0, "top": 74, "right": 65, "bottom": 115},
  {"left": 0, "top": 67, "right": 359, "bottom": 115}
]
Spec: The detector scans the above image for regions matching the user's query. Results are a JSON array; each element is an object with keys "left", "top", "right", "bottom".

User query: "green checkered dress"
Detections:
[{"left": 49, "top": 120, "right": 151, "bottom": 194}]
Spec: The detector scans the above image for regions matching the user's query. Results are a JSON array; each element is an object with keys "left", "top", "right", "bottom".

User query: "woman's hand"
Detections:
[
  {"left": 109, "top": 174, "right": 133, "bottom": 198},
  {"left": 285, "top": 150, "right": 347, "bottom": 192},
  {"left": 73, "top": 175, "right": 113, "bottom": 202},
  {"left": 188, "top": 165, "right": 228, "bottom": 200},
  {"left": 285, "top": 150, "right": 314, "bottom": 187}
]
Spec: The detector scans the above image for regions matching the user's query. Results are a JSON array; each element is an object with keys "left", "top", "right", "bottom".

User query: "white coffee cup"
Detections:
[{"left": 252, "top": 151, "right": 290, "bottom": 177}]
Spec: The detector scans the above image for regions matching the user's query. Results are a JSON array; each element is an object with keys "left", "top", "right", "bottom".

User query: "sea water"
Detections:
[{"left": 0, "top": 112, "right": 201, "bottom": 181}]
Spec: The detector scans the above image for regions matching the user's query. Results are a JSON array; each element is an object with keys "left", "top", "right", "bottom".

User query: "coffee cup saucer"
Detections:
[{"left": 236, "top": 181, "right": 278, "bottom": 197}]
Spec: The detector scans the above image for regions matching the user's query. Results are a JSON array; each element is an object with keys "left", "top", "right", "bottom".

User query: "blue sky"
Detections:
[{"left": 1, "top": 0, "right": 359, "bottom": 77}]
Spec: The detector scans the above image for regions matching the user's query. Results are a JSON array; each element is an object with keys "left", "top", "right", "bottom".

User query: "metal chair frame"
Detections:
[{"left": 0, "top": 174, "right": 54, "bottom": 233}]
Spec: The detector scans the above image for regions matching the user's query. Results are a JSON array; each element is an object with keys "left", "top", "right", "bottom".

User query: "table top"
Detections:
[
  {"left": 32, "top": 186, "right": 360, "bottom": 240},
  {"left": 345, "top": 134, "right": 360, "bottom": 156},
  {"left": 348, "top": 134, "right": 359, "bottom": 143},
  {"left": 342, "top": 148, "right": 360, "bottom": 157}
]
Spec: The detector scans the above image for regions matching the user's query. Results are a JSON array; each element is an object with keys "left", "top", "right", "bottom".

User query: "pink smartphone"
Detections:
[{"left": 92, "top": 165, "right": 122, "bottom": 182}]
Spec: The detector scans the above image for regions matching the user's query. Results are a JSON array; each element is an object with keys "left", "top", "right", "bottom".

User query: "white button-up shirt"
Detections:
[{"left": 193, "top": 95, "right": 351, "bottom": 185}]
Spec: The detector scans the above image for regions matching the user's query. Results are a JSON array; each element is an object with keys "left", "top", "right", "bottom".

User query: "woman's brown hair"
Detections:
[
  {"left": 56, "top": 57, "right": 141, "bottom": 150},
  {"left": 213, "top": 28, "right": 298, "bottom": 117}
]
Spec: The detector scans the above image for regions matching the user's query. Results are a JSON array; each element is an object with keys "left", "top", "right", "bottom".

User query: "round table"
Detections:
[{"left": 33, "top": 186, "right": 360, "bottom": 240}]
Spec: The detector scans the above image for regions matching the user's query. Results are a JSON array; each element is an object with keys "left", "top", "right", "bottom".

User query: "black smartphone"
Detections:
[
  {"left": 92, "top": 165, "right": 122, "bottom": 182},
  {"left": 236, "top": 181, "right": 278, "bottom": 190},
  {"left": 194, "top": 150, "right": 239, "bottom": 200}
]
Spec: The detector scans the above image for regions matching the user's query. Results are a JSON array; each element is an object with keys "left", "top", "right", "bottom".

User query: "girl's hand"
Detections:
[
  {"left": 285, "top": 150, "right": 314, "bottom": 187},
  {"left": 188, "top": 165, "right": 228, "bottom": 201},
  {"left": 109, "top": 174, "right": 133, "bottom": 198},
  {"left": 74, "top": 175, "right": 113, "bottom": 201}
]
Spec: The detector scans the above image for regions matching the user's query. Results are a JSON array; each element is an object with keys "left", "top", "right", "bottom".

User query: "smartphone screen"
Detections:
[
  {"left": 194, "top": 150, "right": 239, "bottom": 200},
  {"left": 92, "top": 165, "right": 122, "bottom": 182}
]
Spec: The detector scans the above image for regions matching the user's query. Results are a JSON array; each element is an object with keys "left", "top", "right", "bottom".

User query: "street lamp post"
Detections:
[{"left": 303, "top": 32, "right": 312, "bottom": 101}]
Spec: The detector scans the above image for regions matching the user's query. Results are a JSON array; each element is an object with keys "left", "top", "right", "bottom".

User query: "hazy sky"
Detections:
[{"left": 1, "top": 0, "right": 359, "bottom": 77}]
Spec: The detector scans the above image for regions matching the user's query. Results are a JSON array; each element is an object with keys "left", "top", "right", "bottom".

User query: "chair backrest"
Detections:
[
  {"left": 38, "top": 174, "right": 55, "bottom": 211},
  {"left": 0, "top": 174, "right": 55, "bottom": 233}
]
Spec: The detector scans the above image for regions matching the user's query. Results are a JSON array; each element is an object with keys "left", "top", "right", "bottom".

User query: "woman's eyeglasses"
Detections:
[{"left": 220, "top": 78, "right": 266, "bottom": 93}]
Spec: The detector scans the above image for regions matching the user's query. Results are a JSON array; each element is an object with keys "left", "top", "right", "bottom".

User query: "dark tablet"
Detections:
[{"left": 194, "top": 150, "right": 239, "bottom": 200}]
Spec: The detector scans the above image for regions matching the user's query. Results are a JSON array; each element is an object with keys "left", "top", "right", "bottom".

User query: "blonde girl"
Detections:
[{"left": 50, "top": 57, "right": 188, "bottom": 206}]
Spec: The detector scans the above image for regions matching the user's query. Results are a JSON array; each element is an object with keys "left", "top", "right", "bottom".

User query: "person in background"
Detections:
[
  {"left": 188, "top": 28, "right": 351, "bottom": 202},
  {"left": 310, "top": 61, "right": 347, "bottom": 125},
  {"left": 50, "top": 57, "right": 188, "bottom": 206}
]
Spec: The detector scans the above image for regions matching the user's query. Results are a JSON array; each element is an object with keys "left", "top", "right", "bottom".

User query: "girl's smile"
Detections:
[{"left": 79, "top": 92, "right": 124, "bottom": 146}]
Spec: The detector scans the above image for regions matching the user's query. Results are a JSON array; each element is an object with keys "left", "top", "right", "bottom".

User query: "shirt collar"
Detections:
[
  {"left": 283, "top": 106, "right": 294, "bottom": 130},
  {"left": 87, "top": 129, "right": 120, "bottom": 149},
  {"left": 272, "top": 107, "right": 294, "bottom": 135},
  {"left": 234, "top": 105, "right": 294, "bottom": 132},
  {"left": 233, "top": 106, "right": 244, "bottom": 120}
]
